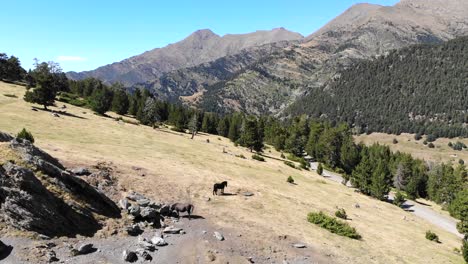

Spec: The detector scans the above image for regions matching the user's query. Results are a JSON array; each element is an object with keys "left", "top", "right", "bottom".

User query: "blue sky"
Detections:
[{"left": 0, "top": 0, "right": 399, "bottom": 72}]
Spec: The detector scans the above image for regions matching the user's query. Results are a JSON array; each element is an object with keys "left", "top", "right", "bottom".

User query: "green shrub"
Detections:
[
  {"left": 335, "top": 208, "right": 347, "bottom": 220},
  {"left": 280, "top": 153, "right": 285, "bottom": 159},
  {"left": 423, "top": 140, "right": 428, "bottom": 145},
  {"left": 287, "top": 176, "right": 294, "bottom": 184},
  {"left": 393, "top": 191, "right": 406, "bottom": 207},
  {"left": 459, "top": 159, "right": 465, "bottom": 165},
  {"left": 463, "top": 240, "right": 468, "bottom": 262},
  {"left": 392, "top": 138, "right": 398, "bottom": 144},
  {"left": 428, "top": 142, "right": 435, "bottom": 148},
  {"left": 16, "top": 128, "right": 34, "bottom": 143},
  {"left": 284, "top": 161, "right": 296, "bottom": 168},
  {"left": 426, "top": 134, "right": 437, "bottom": 142},
  {"left": 317, "top": 163, "right": 323, "bottom": 176},
  {"left": 307, "top": 211, "right": 361, "bottom": 239},
  {"left": 236, "top": 154, "right": 246, "bottom": 159},
  {"left": 252, "top": 154, "right": 265, "bottom": 162},
  {"left": 414, "top": 133, "right": 422, "bottom": 141},
  {"left": 425, "top": 230, "right": 439, "bottom": 242}
]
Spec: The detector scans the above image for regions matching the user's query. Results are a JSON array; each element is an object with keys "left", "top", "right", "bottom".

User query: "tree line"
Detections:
[{"left": 286, "top": 36, "right": 468, "bottom": 138}]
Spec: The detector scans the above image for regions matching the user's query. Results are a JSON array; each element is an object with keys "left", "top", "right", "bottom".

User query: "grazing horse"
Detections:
[
  {"left": 213, "top": 181, "right": 228, "bottom": 195},
  {"left": 170, "top": 203, "right": 194, "bottom": 220}
]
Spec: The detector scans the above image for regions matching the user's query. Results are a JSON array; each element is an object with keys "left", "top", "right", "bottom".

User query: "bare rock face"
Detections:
[{"left": 0, "top": 138, "right": 120, "bottom": 237}]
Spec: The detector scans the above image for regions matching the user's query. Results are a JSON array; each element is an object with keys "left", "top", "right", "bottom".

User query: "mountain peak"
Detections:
[{"left": 190, "top": 29, "right": 218, "bottom": 38}]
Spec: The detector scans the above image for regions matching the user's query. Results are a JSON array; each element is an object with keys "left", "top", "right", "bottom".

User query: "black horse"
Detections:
[
  {"left": 170, "top": 203, "right": 194, "bottom": 220},
  {"left": 213, "top": 181, "right": 228, "bottom": 195}
]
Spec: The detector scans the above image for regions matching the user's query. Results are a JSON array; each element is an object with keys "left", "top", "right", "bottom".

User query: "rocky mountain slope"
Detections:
[
  {"left": 138, "top": 0, "right": 468, "bottom": 115},
  {"left": 67, "top": 28, "right": 303, "bottom": 85}
]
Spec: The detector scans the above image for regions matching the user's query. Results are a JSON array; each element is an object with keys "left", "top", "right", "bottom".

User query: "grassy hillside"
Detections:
[
  {"left": 0, "top": 81, "right": 464, "bottom": 263},
  {"left": 355, "top": 133, "right": 468, "bottom": 165}
]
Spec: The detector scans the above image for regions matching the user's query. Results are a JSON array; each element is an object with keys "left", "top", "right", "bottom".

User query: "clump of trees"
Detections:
[{"left": 0, "top": 53, "right": 25, "bottom": 82}]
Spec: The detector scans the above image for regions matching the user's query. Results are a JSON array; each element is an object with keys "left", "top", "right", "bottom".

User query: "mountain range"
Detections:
[{"left": 67, "top": 0, "right": 468, "bottom": 116}]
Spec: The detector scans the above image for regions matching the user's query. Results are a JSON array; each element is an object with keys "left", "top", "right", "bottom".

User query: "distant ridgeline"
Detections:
[{"left": 286, "top": 36, "right": 468, "bottom": 138}]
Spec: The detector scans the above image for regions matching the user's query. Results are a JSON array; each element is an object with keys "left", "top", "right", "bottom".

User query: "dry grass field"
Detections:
[
  {"left": 355, "top": 133, "right": 468, "bottom": 165},
  {"left": 0, "top": 81, "right": 465, "bottom": 263}
]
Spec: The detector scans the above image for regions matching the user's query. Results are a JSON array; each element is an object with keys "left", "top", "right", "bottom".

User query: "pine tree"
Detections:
[
  {"left": 111, "top": 85, "right": 129, "bottom": 115},
  {"left": 371, "top": 161, "right": 390, "bottom": 200},
  {"left": 351, "top": 149, "right": 373, "bottom": 195},
  {"left": 240, "top": 118, "right": 263, "bottom": 152},
  {"left": 217, "top": 117, "right": 230, "bottom": 137},
  {"left": 188, "top": 113, "right": 198, "bottom": 139},
  {"left": 317, "top": 163, "right": 323, "bottom": 176},
  {"left": 89, "top": 85, "right": 113, "bottom": 115}
]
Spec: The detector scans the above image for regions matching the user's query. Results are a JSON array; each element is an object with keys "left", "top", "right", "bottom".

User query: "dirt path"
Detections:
[{"left": 310, "top": 162, "right": 463, "bottom": 238}]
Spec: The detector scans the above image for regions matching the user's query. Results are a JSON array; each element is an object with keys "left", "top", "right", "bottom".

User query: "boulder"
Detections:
[
  {"left": 243, "top": 192, "right": 254, "bottom": 197},
  {"left": 292, "top": 243, "right": 306, "bottom": 248},
  {"left": 0, "top": 132, "right": 13, "bottom": 142},
  {"left": 136, "top": 198, "right": 151, "bottom": 207},
  {"left": 71, "top": 167, "right": 91, "bottom": 176},
  {"left": 163, "top": 226, "right": 183, "bottom": 234},
  {"left": 138, "top": 238, "right": 156, "bottom": 251},
  {"left": 159, "top": 204, "right": 172, "bottom": 216},
  {"left": 151, "top": 236, "right": 168, "bottom": 247},
  {"left": 123, "top": 250, "right": 138, "bottom": 262},
  {"left": 46, "top": 250, "right": 59, "bottom": 262},
  {"left": 140, "top": 207, "right": 158, "bottom": 219},
  {"left": 0, "top": 240, "right": 11, "bottom": 255},
  {"left": 0, "top": 139, "right": 121, "bottom": 237},
  {"left": 119, "top": 198, "right": 130, "bottom": 210},
  {"left": 135, "top": 248, "right": 153, "bottom": 261},
  {"left": 128, "top": 204, "right": 140, "bottom": 216},
  {"left": 214, "top": 231, "right": 224, "bottom": 241},
  {"left": 77, "top": 243, "right": 95, "bottom": 255},
  {"left": 126, "top": 224, "right": 143, "bottom": 236},
  {"left": 127, "top": 192, "right": 146, "bottom": 202}
]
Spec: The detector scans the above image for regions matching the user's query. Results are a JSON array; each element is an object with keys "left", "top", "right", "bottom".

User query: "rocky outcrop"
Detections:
[{"left": 0, "top": 138, "right": 120, "bottom": 237}]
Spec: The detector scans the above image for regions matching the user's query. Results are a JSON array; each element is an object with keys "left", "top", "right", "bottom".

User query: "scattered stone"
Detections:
[
  {"left": 38, "top": 234, "right": 51, "bottom": 240},
  {"left": 136, "top": 248, "right": 153, "bottom": 261},
  {"left": 71, "top": 167, "right": 91, "bottom": 176},
  {"left": 163, "top": 226, "right": 183, "bottom": 234},
  {"left": 214, "top": 231, "right": 225, "bottom": 241},
  {"left": 46, "top": 250, "right": 59, "bottom": 262},
  {"left": 52, "top": 113, "right": 60, "bottom": 118},
  {"left": 354, "top": 203, "right": 361, "bottom": 208},
  {"left": 293, "top": 243, "right": 306, "bottom": 248},
  {"left": 123, "top": 250, "right": 138, "bottom": 262},
  {"left": 283, "top": 260, "right": 289, "bottom": 264},
  {"left": 126, "top": 224, "right": 143, "bottom": 236},
  {"left": 151, "top": 236, "right": 168, "bottom": 247},
  {"left": 206, "top": 197, "right": 211, "bottom": 202},
  {"left": 137, "top": 198, "right": 151, "bottom": 207},
  {"left": 248, "top": 256, "right": 255, "bottom": 263},
  {"left": 119, "top": 198, "right": 130, "bottom": 210},
  {"left": 138, "top": 238, "right": 156, "bottom": 251},
  {"left": 202, "top": 231, "right": 207, "bottom": 235},
  {"left": 77, "top": 243, "right": 95, "bottom": 255},
  {"left": 140, "top": 207, "right": 158, "bottom": 219},
  {"left": 206, "top": 250, "right": 216, "bottom": 261},
  {"left": 128, "top": 204, "right": 141, "bottom": 216},
  {"left": 243, "top": 192, "right": 254, "bottom": 197},
  {"left": 180, "top": 230, "right": 186, "bottom": 234},
  {"left": 127, "top": 192, "right": 146, "bottom": 201}
]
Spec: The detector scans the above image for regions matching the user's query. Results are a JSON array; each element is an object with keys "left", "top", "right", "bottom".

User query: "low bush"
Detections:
[
  {"left": 16, "top": 128, "right": 34, "bottom": 143},
  {"left": 57, "top": 92, "right": 88, "bottom": 107},
  {"left": 393, "top": 191, "right": 406, "bottom": 207},
  {"left": 307, "top": 211, "right": 361, "bottom": 239},
  {"left": 284, "top": 161, "right": 296, "bottom": 168},
  {"left": 425, "top": 230, "right": 439, "bottom": 243},
  {"left": 428, "top": 142, "right": 435, "bottom": 148},
  {"left": 335, "top": 208, "right": 347, "bottom": 220},
  {"left": 280, "top": 153, "right": 285, "bottom": 159},
  {"left": 463, "top": 240, "right": 468, "bottom": 262},
  {"left": 414, "top": 133, "right": 422, "bottom": 141},
  {"left": 317, "top": 163, "right": 323, "bottom": 176},
  {"left": 393, "top": 138, "right": 398, "bottom": 144},
  {"left": 252, "top": 154, "right": 265, "bottom": 162},
  {"left": 236, "top": 154, "right": 246, "bottom": 159},
  {"left": 287, "top": 176, "right": 294, "bottom": 184}
]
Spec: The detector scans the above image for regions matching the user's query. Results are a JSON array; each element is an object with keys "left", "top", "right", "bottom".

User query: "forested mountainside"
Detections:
[
  {"left": 134, "top": 0, "right": 468, "bottom": 117},
  {"left": 287, "top": 36, "right": 468, "bottom": 137},
  {"left": 67, "top": 28, "right": 303, "bottom": 85}
]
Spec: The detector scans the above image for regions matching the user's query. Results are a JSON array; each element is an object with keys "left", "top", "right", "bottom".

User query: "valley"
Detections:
[{"left": 0, "top": 81, "right": 465, "bottom": 263}]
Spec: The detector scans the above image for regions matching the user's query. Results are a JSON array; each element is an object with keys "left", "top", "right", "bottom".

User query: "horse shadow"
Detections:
[
  {"left": 0, "top": 244, "right": 13, "bottom": 261},
  {"left": 181, "top": 215, "right": 205, "bottom": 220},
  {"left": 220, "top": 192, "right": 237, "bottom": 196}
]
